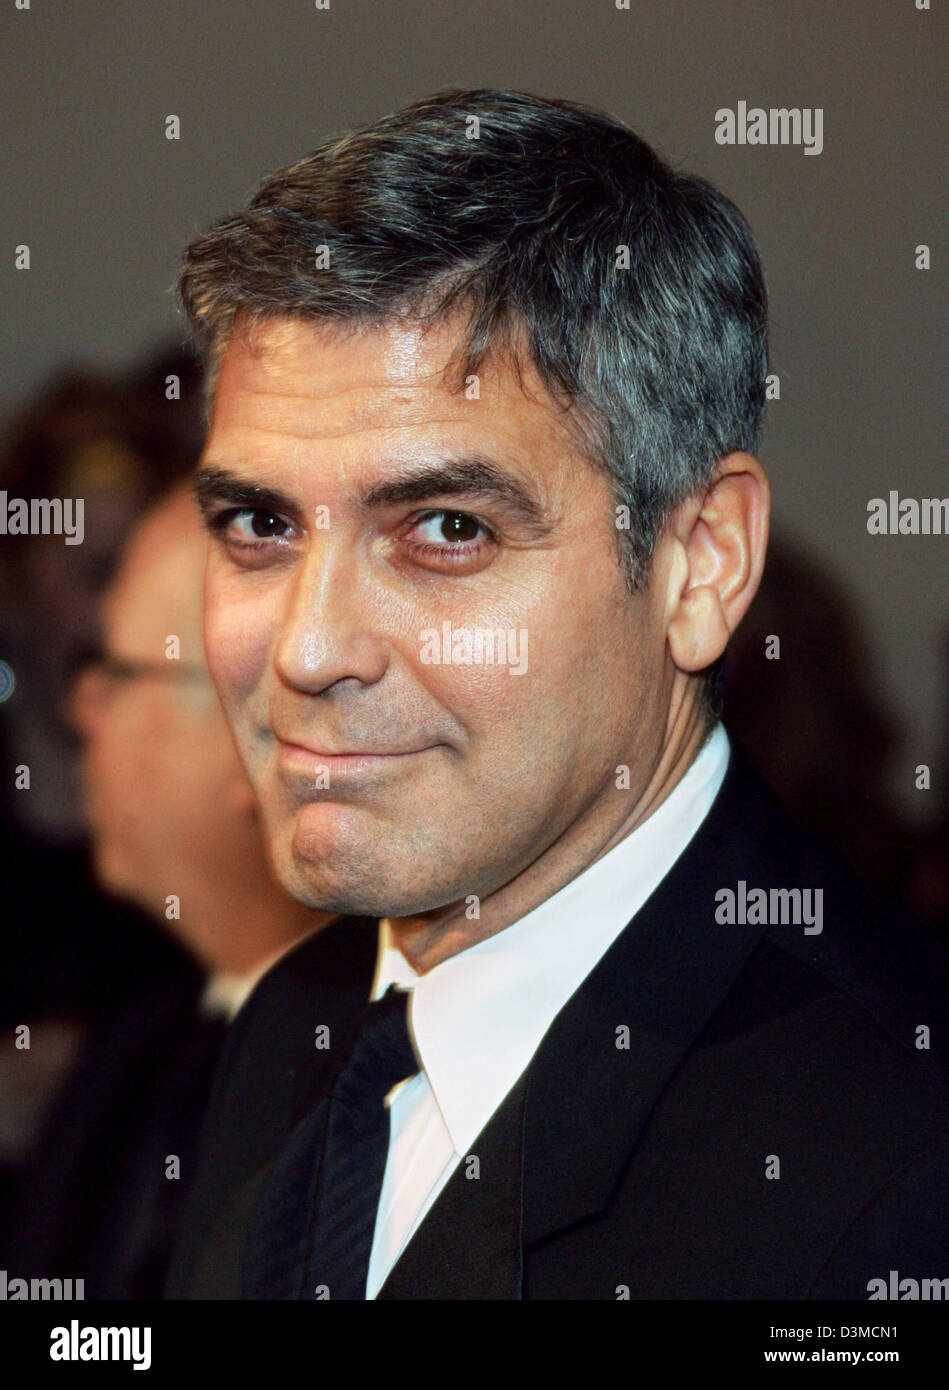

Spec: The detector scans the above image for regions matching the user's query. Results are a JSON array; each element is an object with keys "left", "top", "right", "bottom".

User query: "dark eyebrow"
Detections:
[
  {"left": 358, "top": 457, "right": 549, "bottom": 533},
  {"left": 193, "top": 455, "right": 551, "bottom": 535},
  {"left": 192, "top": 467, "right": 303, "bottom": 524}
]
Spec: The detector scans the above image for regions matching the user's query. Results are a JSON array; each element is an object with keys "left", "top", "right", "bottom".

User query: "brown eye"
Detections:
[
  {"left": 249, "top": 511, "right": 286, "bottom": 538},
  {"left": 210, "top": 507, "right": 294, "bottom": 545},
  {"left": 440, "top": 511, "right": 481, "bottom": 542},
  {"left": 413, "top": 510, "right": 487, "bottom": 546}
]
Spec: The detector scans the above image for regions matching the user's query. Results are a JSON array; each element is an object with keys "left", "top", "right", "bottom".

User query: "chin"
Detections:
[
  {"left": 93, "top": 840, "right": 131, "bottom": 899},
  {"left": 275, "top": 849, "right": 451, "bottom": 920},
  {"left": 95, "top": 852, "right": 159, "bottom": 922},
  {"left": 272, "top": 799, "right": 471, "bottom": 917},
  {"left": 278, "top": 869, "right": 388, "bottom": 918}
]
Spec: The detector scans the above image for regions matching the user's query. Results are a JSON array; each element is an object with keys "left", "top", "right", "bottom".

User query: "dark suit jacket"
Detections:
[
  {"left": 2, "top": 964, "right": 227, "bottom": 1299},
  {"left": 166, "top": 744, "right": 949, "bottom": 1299}
]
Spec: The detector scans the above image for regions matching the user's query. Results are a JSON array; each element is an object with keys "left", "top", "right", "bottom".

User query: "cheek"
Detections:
[
  {"left": 168, "top": 723, "right": 234, "bottom": 823},
  {"left": 91, "top": 709, "right": 146, "bottom": 791},
  {"left": 471, "top": 569, "right": 651, "bottom": 758},
  {"left": 204, "top": 570, "right": 273, "bottom": 710},
  {"left": 87, "top": 705, "right": 167, "bottom": 848},
  {"left": 406, "top": 601, "right": 591, "bottom": 761}
]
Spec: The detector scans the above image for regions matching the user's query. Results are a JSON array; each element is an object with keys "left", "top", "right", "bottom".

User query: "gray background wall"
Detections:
[{"left": 1, "top": 0, "right": 944, "bottom": 818}]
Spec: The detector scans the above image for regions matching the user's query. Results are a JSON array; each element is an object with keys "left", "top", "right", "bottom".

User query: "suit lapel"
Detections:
[
  {"left": 284, "top": 914, "right": 380, "bottom": 1124},
  {"left": 522, "top": 743, "right": 804, "bottom": 1245},
  {"left": 238, "top": 916, "right": 378, "bottom": 1299},
  {"left": 377, "top": 1071, "right": 528, "bottom": 1300}
]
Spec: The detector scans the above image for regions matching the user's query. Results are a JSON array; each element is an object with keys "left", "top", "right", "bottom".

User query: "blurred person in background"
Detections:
[
  {"left": 0, "top": 349, "right": 205, "bottom": 845},
  {"left": 0, "top": 350, "right": 206, "bottom": 1190},
  {"left": 0, "top": 483, "right": 327, "bottom": 1298}
]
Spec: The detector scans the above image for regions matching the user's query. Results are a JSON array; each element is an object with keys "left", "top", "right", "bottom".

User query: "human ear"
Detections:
[{"left": 664, "top": 452, "right": 770, "bottom": 673}]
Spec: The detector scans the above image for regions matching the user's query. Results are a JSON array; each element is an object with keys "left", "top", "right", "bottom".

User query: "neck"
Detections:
[
  {"left": 169, "top": 870, "right": 323, "bottom": 977},
  {"left": 389, "top": 686, "right": 712, "bottom": 974}
]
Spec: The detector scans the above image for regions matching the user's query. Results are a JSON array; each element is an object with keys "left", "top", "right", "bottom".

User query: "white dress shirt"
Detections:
[{"left": 365, "top": 722, "right": 730, "bottom": 1298}]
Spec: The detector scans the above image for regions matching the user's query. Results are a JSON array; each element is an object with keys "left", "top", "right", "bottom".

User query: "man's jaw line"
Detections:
[
  {"left": 257, "top": 677, "right": 709, "bottom": 974},
  {"left": 384, "top": 680, "right": 712, "bottom": 974}
]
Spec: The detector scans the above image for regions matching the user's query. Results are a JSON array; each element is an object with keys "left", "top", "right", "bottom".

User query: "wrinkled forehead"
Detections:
[{"left": 207, "top": 313, "right": 589, "bottom": 475}]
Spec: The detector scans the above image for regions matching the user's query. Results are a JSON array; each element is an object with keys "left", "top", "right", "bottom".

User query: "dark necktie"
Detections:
[{"left": 303, "top": 984, "right": 419, "bottom": 1299}]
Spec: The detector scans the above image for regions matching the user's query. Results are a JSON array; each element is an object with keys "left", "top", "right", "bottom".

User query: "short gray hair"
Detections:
[{"left": 178, "top": 87, "right": 769, "bottom": 591}]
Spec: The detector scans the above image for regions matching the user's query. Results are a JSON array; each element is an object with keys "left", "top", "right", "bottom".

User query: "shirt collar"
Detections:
[{"left": 373, "top": 723, "right": 730, "bottom": 1154}]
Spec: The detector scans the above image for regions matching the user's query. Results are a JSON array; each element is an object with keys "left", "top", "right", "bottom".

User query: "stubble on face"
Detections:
[{"left": 197, "top": 312, "right": 682, "bottom": 969}]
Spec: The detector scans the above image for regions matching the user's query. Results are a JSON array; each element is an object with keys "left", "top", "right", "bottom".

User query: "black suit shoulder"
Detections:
[
  {"left": 164, "top": 915, "right": 377, "bottom": 1298},
  {"left": 521, "top": 749, "right": 949, "bottom": 1297}
]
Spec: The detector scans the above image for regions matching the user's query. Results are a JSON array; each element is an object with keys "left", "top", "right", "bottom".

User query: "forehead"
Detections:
[{"left": 206, "top": 314, "right": 585, "bottom": 477}]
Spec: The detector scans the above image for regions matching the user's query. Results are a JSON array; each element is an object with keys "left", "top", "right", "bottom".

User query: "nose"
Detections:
[{"left": 272, "top": 538, "right": 390, "bottom": 695}]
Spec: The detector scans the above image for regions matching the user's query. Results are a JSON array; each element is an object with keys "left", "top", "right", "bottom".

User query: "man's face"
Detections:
[{"left": 198, "top": 314, "right": 674, "bottom": 918}]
